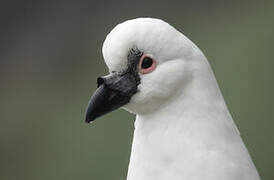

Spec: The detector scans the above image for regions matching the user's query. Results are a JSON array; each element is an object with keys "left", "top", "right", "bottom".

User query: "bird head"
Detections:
[{"left": 85, "top": 18, "right": 207, "bottom": 123}]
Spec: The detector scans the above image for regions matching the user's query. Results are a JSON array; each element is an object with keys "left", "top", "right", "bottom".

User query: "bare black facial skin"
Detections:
[{"left": 85, "top": 48, "right": 142, "bottom": 123}]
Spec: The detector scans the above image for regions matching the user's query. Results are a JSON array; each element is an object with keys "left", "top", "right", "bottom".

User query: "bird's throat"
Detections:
[{"left": 126, "top": 93, "right": 239, "bottom": 180}]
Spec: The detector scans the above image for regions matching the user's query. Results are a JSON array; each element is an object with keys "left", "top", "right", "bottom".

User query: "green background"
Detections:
[{"left": 0, "top": 0, "right": 273, "bottom": 179}]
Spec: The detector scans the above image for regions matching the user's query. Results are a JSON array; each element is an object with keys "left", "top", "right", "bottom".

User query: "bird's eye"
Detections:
[
  {"left": 139, "top": 55, "right": 156, "bottom": 74},
  {"left": 141, "top": 57, "right": 153, "bottom": 69}
]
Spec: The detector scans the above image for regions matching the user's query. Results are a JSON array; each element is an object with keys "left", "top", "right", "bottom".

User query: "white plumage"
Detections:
[{"left": 101, "top": 18, "right": 260, "bottom": 180}]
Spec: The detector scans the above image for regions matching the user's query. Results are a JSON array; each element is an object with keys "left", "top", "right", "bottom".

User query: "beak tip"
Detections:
[
  {"left": 86, "top": 120, "right": 94, "bottom": 124},
  {"left": 85, "top": 115, "right": 96, "bottom": 124}
]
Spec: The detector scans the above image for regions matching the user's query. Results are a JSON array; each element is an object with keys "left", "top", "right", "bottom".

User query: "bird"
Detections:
[{"left": 85, "top": 18, "right": 261, "bottom": 180}]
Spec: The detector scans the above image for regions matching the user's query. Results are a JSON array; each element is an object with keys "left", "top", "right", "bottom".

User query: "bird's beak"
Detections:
[{"left": 85, "top": 72, "right": 140, "bottom": 123}]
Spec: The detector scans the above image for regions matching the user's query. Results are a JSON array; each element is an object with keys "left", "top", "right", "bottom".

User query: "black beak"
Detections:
[{"left": 85, "top": 72, "right": 140, "bottom": 123}]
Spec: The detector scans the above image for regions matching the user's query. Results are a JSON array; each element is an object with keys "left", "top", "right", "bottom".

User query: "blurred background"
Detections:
[{"left": 0, "top": 0, "right": 273, "bottom": 179}]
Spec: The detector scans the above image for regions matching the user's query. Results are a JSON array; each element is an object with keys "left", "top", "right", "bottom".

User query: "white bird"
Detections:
[{"left": 85, "top": 18, "right": 261, "bottom": 180}]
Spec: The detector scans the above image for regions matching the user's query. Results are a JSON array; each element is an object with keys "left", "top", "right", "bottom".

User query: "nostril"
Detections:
[{"left": 97, "top": 77, "right": 105, "bottom": 87}]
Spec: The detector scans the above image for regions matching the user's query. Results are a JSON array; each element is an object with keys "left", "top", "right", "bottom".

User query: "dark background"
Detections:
[{"left": 0, "top": 0, "right": 273, "bottom": 179}]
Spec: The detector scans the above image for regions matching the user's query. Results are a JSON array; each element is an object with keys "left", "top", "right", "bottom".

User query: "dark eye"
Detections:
[
  {"left": 141, "top": 57, "right": 153, "bottom": 69},
  {"left": 139, "top": 55, "right": 157, "bottom": 74}
]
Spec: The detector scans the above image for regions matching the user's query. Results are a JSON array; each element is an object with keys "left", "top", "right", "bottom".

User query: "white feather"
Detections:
[{"left": 102, "top": 18, "right": 260, "bottom": 180}]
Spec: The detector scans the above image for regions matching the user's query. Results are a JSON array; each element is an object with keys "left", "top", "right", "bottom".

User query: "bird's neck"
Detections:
[
  {"left": 133, "top": 61, "right": 232, "bottom": 135},
  {"left": 127, "top": 65, "right": 240, "bottom": 180}
]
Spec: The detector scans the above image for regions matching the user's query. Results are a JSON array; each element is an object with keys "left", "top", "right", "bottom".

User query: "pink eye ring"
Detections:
[{"left": 139, "top": 55, "right": 157, "bottom": 74}]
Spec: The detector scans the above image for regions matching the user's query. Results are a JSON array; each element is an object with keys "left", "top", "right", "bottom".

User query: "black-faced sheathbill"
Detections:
[{"left": 85, "top": 18, "right": 261, "bottom": 180}]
